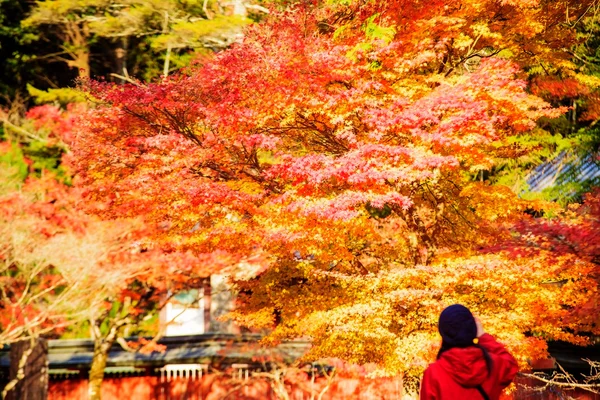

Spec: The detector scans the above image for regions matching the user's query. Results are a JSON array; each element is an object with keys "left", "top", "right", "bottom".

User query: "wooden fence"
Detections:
[
  {"left": 48, "top": 363, "right": 405, "bottom": 400},
  {"left": 47, "top": 367, "right": 600, "bottom": 400}
]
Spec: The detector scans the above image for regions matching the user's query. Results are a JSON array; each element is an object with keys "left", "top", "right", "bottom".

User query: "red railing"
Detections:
[
  {"left": 49, "top": 366, "right": 405, "bottom": 400},
  {"left": 48, "top": 370, "right": 600, "bottom": 400}
]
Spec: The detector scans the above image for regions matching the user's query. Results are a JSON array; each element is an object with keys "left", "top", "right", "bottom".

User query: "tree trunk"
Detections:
[
  {"left": 163, "top": 44, "right": 172, "bottom": 78},
  {"left": 72, "top": 48, "right": 90, "bottom": 79},
  {"left": 231, "top": 0, "right": 247, "bottom": 16},
  {"left": 87, "top": 340, "right": 112, "bottom": 400},
  {"left": 114, "top": 37, "right": 129, "bottom": 82},
  {"left": 63, "top": 21, "right": 91, "bottom": 79},
  {"left": 5, "top": 338, "right": 48, "bottom": 400},
  {"left": 162, "top": 12, "right": 171, "bottom": 78},
  {"left": 203, "top": 277, "right": 212, "bottom": 332}
]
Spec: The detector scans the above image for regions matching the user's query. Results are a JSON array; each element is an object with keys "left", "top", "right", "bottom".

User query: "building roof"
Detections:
[
  {"left": 526, "top": 151, "right": 600, "bottom": 197},
  {"left": 0, "top": 334, "right": 310, "bottom": 372}
]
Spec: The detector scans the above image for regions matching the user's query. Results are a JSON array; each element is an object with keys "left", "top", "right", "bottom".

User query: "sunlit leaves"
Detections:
[{"left": 73, "top": 0, "right": 600, "bottom": 378}]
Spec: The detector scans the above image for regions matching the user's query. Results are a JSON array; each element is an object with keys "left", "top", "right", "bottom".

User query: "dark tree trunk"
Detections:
[{"left": 5, "top": 339, "right": 48, "bottom": 400}]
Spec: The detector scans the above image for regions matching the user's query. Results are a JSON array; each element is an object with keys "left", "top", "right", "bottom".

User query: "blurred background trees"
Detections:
[{"left": 0, "top": 0, "right": 275, "bottom": 104}]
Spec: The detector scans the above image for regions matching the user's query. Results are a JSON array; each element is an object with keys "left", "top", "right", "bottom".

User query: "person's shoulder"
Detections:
[
  {"left": 478, "top": 333, "right": 497, "bottom": 343},
  {"left": 423, "top": 359, "right": 443, "bottom": 376}
]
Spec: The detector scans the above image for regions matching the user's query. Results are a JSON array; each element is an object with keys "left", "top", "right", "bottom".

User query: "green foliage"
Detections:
[
  {"left": 365, "top": 202, "right": 392, "bottom": 219},
  {"left": 332, "top": 23, "right": 350, "bottom": 41},
  {"left": 524, "top": 175, "right": 600, "bottom": 205},
  {"left": 27, "top": 85, "right": 87, "bottom": 105},
  {"left": 0, "top": 0, "right": 49, "bottom": 102},
  {"left": 60, "top": 312, "right": 158, "bottom": 340},
  {"left": 23, "top": 140, "right": 71, "bottom": 184},
  {"left": 573, "top": 6, "right": 600, "bottom": 78},
  {"left": 490, "top": 4, "right": 600, "bottom": 204},
  {"left": 149, "top": 15, "right": 250, "bottom": 50},
  {"left": 59, "top": 320, "right": 90, "bottom": 339},
  {"left": 132, "top": 39, "right": 206, "bottom": 81},
  {"left": 1, "top": 107, "right": 72, "bottom": 185},
  {"left": 491, "top": 125, "right": 599, "bottom": 202},
  {"left": 0, "top": 0, "right": 294, "bottom": 101},
  {"left": 0, "top": 142, "right": 29, "bottom": 192},
  {"left": 492, "top": 131, "right": 573, "bottom": 187},
  {"left": 363, "top": 13, "right": 395, "bottom": 43},
  {"left": 23, "top": 0, "right": 260, "bottom": 81},
  {"left": 346, "top": 13, "right": 395, "bottom": 61}
]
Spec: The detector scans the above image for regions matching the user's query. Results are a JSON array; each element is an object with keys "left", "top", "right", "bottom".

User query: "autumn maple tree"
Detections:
[
  {"left": 0, "top": 177, "right": 79, "bottom": 349},
  {"left": 32, "top": 181, "right": 202, "bottom": 400},
  {"left": 0, "top": 173, "right": 161, "bottom": 399},
  {"left": 0, "top": 106, "right": 90, "bottom": 355},
  {"left": 0, "top": 105, "right": 215, "bottom": 400},
  {"left": 73, "top": 0, "right": 600, "bottom": 383}
]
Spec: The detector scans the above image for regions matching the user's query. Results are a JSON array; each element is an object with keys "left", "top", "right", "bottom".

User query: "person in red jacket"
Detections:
[{"left": 420, "top": 304, "right": 519, "bottom": 400}]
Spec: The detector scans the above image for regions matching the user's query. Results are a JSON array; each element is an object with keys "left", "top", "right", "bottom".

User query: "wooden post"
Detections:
[
  {"left": 6, "top": 338, "right": 48, "bottom": 400},
  {"left": 203, "top": 277, "right": 212, "bottom": 333}
]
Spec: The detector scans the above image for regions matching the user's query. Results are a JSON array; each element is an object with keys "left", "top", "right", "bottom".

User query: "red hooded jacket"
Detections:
[{"left": 420, "top": 334, "right": 518, "bottom": 400}]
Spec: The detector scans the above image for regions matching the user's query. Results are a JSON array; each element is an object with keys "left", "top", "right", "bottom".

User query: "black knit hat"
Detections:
[{"left": 438, "top": 304, "right": 477, "bottom": 348}]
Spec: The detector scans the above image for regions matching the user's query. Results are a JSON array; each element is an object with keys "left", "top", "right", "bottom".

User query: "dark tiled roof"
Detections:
[
  {"left": 0, "top": 334, "right": 310, "bottom": 371},
  {"left": 526, "top": 151, "right": 600, "bottom": 195}
]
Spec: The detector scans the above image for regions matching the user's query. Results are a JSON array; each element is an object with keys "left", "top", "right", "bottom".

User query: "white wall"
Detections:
[{"left": 161, "top": 289, "right": 205, "bottom": 336}]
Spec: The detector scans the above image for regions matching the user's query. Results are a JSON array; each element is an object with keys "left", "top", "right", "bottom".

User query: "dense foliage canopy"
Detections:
[
  {"left": 70, "top": 0, "right": 600, "bottom": 378},
  {"left": 1, "top": 3, "right": 600, "bottom": 399}
]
